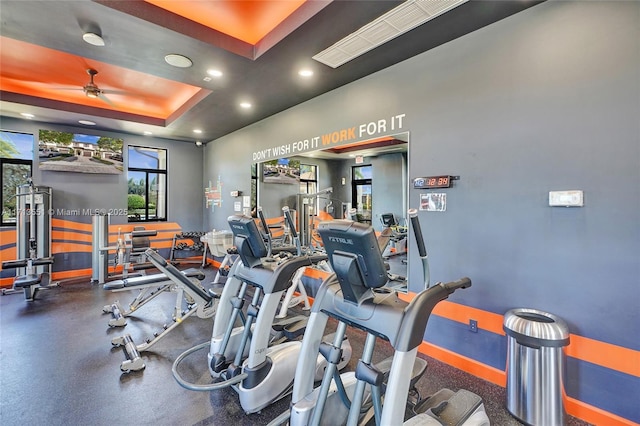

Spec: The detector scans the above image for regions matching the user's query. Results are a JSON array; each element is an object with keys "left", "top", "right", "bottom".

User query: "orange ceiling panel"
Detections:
[
  {"left": 0, "top": 37, "right": 206, "bottom": 120},
  {"left": 144, "top": 0, "right": 307, "bottom": 45}
]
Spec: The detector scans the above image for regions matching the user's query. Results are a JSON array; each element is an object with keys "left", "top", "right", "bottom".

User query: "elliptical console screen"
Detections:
[
  {"left": 318, "top": 220, "right": 388, "bottom": 291},
  {"left": 228, "top": 215, "right": 268, "bottom": 260}
]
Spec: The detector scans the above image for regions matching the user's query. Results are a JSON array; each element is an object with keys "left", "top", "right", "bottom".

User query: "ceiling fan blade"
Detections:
[
  {"left": 51, "top": 87, "right": 85, "bottom": 91},
  {"left": 101, "top": 89, "right": 130, "bottom": 96},
  {"left": 98, "top": 92, "right": 116, "bottom": 107}
]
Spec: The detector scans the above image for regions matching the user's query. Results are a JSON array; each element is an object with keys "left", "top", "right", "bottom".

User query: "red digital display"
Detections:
[{"left": 413, "top": 176, "right": 453, "bottom": 189}]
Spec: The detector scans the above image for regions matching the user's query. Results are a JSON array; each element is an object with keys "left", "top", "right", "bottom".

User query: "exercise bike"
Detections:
[{"left": 268, "top": 209, "right": 489, "bottom": 426}]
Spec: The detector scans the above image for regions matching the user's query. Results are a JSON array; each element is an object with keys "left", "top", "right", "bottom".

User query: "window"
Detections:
[
  {"left": 250, "top": 163, "right": 258, "bottom": 215},
  {"left": 352, "top": 165, "right": 372, "bottom": 223},
  {"left": 299, "top": 164, "right": 318, "bottom": 195},
  {"left": 1, "top": 130, "right": 33, "bottom": 226},
  {"left": 127, "top": 146, "right": 167, "bottom": 222},
  {"left": 300, "top": 163, "right": 318, "bottom": 212}
]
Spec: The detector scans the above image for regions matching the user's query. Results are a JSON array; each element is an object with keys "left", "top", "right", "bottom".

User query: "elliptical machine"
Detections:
[
  {"left": 269, "top": 209, "right": 489, "bottom": 426},
  {"left": 172, "top": 211, "right": 351, "bottom": 415}
]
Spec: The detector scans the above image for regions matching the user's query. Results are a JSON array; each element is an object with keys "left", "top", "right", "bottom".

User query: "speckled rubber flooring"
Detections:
[{"left": 0, "top": 268, "right": 591, "bottom": 426}]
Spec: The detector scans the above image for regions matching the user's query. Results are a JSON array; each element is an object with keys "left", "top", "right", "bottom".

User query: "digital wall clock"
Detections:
[{"left": 413, "top": 175, "right": 457, "bottom": 189}]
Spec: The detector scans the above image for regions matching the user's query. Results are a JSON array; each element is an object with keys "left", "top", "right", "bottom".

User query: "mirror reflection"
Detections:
[{"left": 253, "top": 132, "right": 409, "bottom": 292}]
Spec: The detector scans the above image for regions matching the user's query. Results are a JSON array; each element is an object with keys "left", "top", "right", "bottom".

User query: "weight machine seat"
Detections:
[
  {"left": 103, "top": 268, "right": 205, "bottom": 290},
  {"left": 14, "top": 274, "right": 42, "bottom": 288}
]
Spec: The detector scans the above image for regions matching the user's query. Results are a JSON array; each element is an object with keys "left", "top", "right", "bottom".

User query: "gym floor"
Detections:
[{"left": 0, "top": 267, "right": 591, "bottom": 426}]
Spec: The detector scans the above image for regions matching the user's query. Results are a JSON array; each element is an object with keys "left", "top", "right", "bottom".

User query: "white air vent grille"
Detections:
[
  {"left": 313, "top": 0, "right": 468, "bottom": 68},
  {"left": 417, "top": 0, "right": 464, "bottom": 16},
  {"left": 385, "top": 2, "right": 430, "bottom": 29},
  {"left": 360, "top": 21, "right": 399, "bottom": 45}
]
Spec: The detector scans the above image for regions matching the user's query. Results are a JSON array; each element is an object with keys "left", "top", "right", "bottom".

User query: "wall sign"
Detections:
[
  {"left": 251, "top": 113, "right": 407, "bottom": 162},
  {"left": 420, "top": 193, "right": 447, "bottom": 212}
]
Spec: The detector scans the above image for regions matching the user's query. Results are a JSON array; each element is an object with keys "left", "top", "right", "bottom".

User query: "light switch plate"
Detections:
[{"left": 549, "top": 190, "right": 583, "bottom": 207}]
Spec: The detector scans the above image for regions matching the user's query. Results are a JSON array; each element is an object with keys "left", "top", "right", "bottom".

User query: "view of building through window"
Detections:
[
  {"left": 127, "top": 146, "right": 167, "bottom": 222},
  {"left": 1, "top": 130, "right": 34, "bottom": 225}
]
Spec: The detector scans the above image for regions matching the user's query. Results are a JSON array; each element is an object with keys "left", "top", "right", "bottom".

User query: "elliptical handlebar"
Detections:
[
  {"left": 282, "top": 206, "right": 298, "bottom": 239},
  {"left": 408, "top": 208, "right": 427, "bottom": 258},
  {"left": 441, "top": 277, "right": 472, "bottom": 293},
  {"left": 408, "top": 208, "right": 431, "bottom": 289},
  {"left": 257, "top": 207, "right": 269, "bottom": 236},
  {"left": 283, "top": 206, "right": 302, "bottom": 256}
]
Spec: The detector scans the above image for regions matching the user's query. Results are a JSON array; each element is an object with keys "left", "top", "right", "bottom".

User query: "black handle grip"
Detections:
[
  {"left": 131, "top": 230, "right": 157, "bottom": 237},
  {"left": 408, "top": 209, "right": 427, "bottom": 257},
  {"left": 443, "top": 277, "right": 472, "bottom": 293},
  {"left": 282, "top": 206, "right": 298, "bottom": 238},
  {"left": 257, "top": 207, "right": 270, "bottom": 236}
]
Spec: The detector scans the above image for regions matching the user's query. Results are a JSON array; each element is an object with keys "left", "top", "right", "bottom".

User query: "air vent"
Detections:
[{"left": 313, "top": 0, "right": 468, "bottom": 68}]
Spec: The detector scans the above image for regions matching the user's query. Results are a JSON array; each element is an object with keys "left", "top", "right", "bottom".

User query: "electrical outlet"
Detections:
[{"left": 469, "top": 319, "right": 478, "bottom": 333}]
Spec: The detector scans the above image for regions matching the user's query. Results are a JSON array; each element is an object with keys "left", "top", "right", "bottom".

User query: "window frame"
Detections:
[
  {"left": 351, "top": 164, "right": 373, "bottom": 223},
  {"left": 1, "top": 158, "right": 33, "bottom": 226},
  {"left": 127, "top": 145, "right": 167, "bottom": 223}
]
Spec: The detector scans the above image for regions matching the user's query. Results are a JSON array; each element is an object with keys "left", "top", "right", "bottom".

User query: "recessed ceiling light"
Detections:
[
  {"left": 79, "top": 120, "right": 96, "bottom": 126},
  {"left": 82, "top": 32, "right": 105, "bottom": 46},
  {"left": 20, "top": 113, "right": 35, "bottom": 119},
  {"left": 207, "top": 69, "right": 223, "bottom": 77},
  {"left": 298, "top": 69, "right": 314, "bottom": 77},
  {"left": 240, "top": 102, "right": 252, "bottom": 109},
  {"left": 193, "top": 129, "right": 203, "bottom": 134},
  {"left": 143, "top": 131, "right": 153, "bottom": 136},
  {"left": 165, "top": 54, "right": 193, "bottom": 68}
]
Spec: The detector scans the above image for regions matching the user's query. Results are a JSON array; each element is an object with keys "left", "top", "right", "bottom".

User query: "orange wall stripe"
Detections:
[
  {"left": 303, "top": 268, "right": 330, "bottom": 280},
  {"left": 1, "top": 277, "right": 15, "bottom": 287},
  {"left": 418, "top": 341, "right": 507, "bottom": 387},
  {"left": 0, "top": 231, "right": 17, "bottom": 245},
  {"left": 51, "top": 268, "right": 92, "bottom": 281},
  {"left": 52, "top": 243, "right": 92, "bottom": 254},
  {"left": 418, "top": 341, "right": 639, "bottom": 426},
  {"left": 565, "top": 397, "right": 640, "bottom": 426},
  {"left": 52, "top": 218, "right": 92, "bottom": 232},
  {"left": 567, "top": 334, "right": 640, "bottom": 378},
  {"left": 0, "top": 247, "right": 17, "bottom": 261},
  {"left": 400, "top": 291, "right": 639, "bottom": 378},
  {"left": 52, "top": 230, "right": 93, "bottom": 243},
  {"left": 431, "top": 300, "right": 505, "bottom": 336}
]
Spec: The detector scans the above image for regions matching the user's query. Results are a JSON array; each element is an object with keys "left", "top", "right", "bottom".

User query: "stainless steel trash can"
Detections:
[{"left": 503, "top": 308, "right": 570, "bottom": 426}]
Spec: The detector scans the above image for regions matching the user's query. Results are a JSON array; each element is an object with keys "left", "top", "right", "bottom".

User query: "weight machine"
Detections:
[
  {"left": 1, "top": 180, "right": 54, "bottom": 301},
  {"left": 91, "top": 212, "right": 157, "bottom": 285}
]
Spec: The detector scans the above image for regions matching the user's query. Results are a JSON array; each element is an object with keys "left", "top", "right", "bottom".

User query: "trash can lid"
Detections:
[{"left": 503, "top": 308, "right": 570, "bottom": 347}]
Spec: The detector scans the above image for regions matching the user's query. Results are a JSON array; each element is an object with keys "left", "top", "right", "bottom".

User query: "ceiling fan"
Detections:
[
  {"left": 83, "top": 68, "right": 102, "bottom": 98},
  {"left": 81, "top": 68, "right": 116, "bottom": 105}
]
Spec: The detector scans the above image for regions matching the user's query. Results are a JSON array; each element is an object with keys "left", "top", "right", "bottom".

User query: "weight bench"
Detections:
[
  {"left": 1, "top": 257, "right": 55, "bottom": 301},
  {"left": 111, "top": 250, "right": 216, "bottom": 373},
  {"left": 102, "top": 268, "right": 205, "bottom": 327}
]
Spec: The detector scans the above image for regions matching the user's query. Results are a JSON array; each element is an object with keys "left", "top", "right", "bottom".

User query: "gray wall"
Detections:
[
  {"left": 0, "top": 116, "right": 204, "bottom": 230},
  {"left": 203, "top": 1, "right": 639, "bottom": 420}
]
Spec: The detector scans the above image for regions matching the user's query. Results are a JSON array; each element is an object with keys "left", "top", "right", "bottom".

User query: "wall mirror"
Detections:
[{"left": 254, "top": 132, "right": 409, "bottom": 292}]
